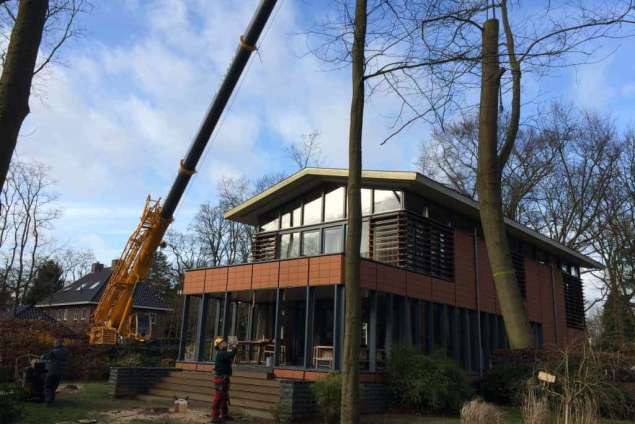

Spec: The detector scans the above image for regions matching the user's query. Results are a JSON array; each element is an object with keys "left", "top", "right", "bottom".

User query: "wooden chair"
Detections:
[{"left": 313, "top": 345, "right": 334, "bottom": 369}]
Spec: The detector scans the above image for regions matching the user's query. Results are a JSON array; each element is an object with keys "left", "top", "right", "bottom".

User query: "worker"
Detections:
[
  {"left": 211, "top": 337, "right": 237, "bottom": 423},
  {"left": 42, "top": 338, "right": 68, "bottom": 405}
]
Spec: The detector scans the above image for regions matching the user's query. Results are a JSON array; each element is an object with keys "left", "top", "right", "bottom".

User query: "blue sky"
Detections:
[{"left": 12, "top": 1, "right": 635, "bottom": 288}]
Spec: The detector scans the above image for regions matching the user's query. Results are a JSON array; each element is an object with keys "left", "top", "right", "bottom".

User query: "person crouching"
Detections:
[{"left": 211, "top": 337, "right": 237, "bottom": 423}]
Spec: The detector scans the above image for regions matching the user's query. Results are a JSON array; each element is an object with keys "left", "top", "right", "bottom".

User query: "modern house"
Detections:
[
  {"left": 37, "top": 261, "right": 173, "bottom": 339},
  {"left": 176, "top": 168, "right": 599, "bottom": 380}
]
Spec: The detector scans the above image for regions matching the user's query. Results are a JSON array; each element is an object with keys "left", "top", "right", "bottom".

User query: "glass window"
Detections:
[
  {"left": 202, "top": 295, "right": 223, "bottom": 361},
  {"left": 292, "top": 205, "right": 302, "bottom": 227},
  {"left": 309, "top": 286, "right": 335, "bottom": 369},
  {"left": 281, "top": 203, "right": 301, "bottom": 228},
  {"left": 324, "top": 226, "right": 344, "bottom": 254},
  {"left": 302, "top": 230, "right": 321, "bottom": 256},
  {"left": 260, "top": 215, "right": 278, "bottom": 232},
  {"left": 280, "top": 232, "right": 300, "bottom": 259},
  {"left": 324, "top": 187, "right": 345, "bottom": 221},
  {"left": 181, "top": 295, "right": 202, "bottom": 361},
  {"left": 303, "top": 193, "right": 323, "bottom": 225},
  {"left": 374, "top": 189, "right": 402, "bottom": 213},
  {"left": 361, "top": 221, "right": 370, "bottom": 258},
  {"left": 279, "top": 287, "right": 306, "bottom": 366},
  {"left": 281, "top": 212, "right": 291, "bottom": 229},
  {"left": 362, "top": 188, "right": 372, "bottom": 215}
]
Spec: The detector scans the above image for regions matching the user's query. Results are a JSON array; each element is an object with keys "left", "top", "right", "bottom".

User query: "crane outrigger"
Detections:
[{"left": 89, "top": 0, "right": 278, "bottom": 344}]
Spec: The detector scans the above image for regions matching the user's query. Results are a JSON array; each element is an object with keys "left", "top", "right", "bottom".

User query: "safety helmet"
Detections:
[{"left": 214, "top": 337, "right": 224, "bottom": 348}]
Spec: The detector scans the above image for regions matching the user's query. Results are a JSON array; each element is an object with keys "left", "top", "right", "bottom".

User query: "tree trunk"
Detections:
[
  {"left": 341, "top": 0, "right": 366, "bottom": 422},
  {"left": 0, "top": 0, "right": 48, "bottom": 192},
  {"left": 476, "top": 19, "right": 533, "bottom": 349}
]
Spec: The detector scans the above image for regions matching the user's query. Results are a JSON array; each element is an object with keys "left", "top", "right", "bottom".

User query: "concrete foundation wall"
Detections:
[{"left": 278, "top": 380, "right": 391, "bottom": 421}]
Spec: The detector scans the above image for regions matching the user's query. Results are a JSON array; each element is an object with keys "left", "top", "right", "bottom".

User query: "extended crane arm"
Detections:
[{"left": 90, "top": 0, "right": 278, "bottom": 344}]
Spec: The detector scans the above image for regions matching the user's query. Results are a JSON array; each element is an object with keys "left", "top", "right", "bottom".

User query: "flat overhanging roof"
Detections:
[{"left": 225, "top": 168, "right": 603, "bottom": 269}]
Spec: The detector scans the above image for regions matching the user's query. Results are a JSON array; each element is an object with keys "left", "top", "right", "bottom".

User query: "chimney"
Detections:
[
  {"left": 111, "top": 259, "right": 121, "bottom": 270},
  {"left": 91, "top": 262, "right": 104, "bottom": 273}
]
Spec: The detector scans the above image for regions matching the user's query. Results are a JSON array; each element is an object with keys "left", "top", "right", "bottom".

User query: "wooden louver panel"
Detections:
[
  {"left": 252, "top": 232, "right": 276, "bottom": 262},
  {"left": 404, "top": 212, "right": 454, "bottom": 281},
  {"left": 563, "top": 273, "right": 585, "bottom": 330},
  {"left": 370, "top": 213, "right": 408, "bottom": 268},
  {"left": 511, "top": 251, "right": 526, "bottom": 298}
]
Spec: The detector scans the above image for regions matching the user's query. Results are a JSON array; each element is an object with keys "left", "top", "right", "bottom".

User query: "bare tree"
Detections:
[
  {"left": 285, "top": 131, "right": 323, "bottom": 169},
  {"left": 53, "top": 246, "right": 95, "bottom": 283},
  {"left": 0, "top": 0, "right": 85, "bottom": 192},
  {"left": 0, "top": 159, "right": 59, "bottom": 310},
  {"left": 311, "top": 0, "right": 635, "bottom": 349}
]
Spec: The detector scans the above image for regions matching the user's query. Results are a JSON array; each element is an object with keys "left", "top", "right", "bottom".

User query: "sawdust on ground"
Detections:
[{"left": 101, "top": 407, "right": 211, "bottom": 423}]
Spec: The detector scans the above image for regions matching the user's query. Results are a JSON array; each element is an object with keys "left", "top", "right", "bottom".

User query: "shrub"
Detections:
[
  {"left": 386, "top": 346, "right": 473, "bottom": 414},
  {"left": 311, "top": 373, "right": 342, "bottom": 424},
  {"left": 460, "top": 398, "right": 504, "bottom": 424},
  {"left": 479, "top": 362, "right": 533, "bottom": 405},
  {"left": 0, "top": 383, "right": 24, "bottom": 424}
]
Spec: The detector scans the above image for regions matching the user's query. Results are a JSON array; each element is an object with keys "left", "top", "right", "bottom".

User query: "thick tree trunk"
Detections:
[
  {"left": 0, "top": 0, "right": 48, "bottom": 192},
  {"left": 340, "top": 0, "right": 366, "bottom": 422},
  {"left": 476, "top": 19, "right": 533, "bottom": 349}
]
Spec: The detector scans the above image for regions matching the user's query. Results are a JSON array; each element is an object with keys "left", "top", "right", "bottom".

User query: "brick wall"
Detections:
[{"left": 109, "top": 367, "right": 176, "bottom": 398}]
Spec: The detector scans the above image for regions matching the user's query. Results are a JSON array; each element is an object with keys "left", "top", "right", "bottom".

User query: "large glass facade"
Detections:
[
  {"left": 180, "top": 290, "right": 538, "bottom": 375},
  {"left": 278, "top": 287, "right": 306, "bottom": 366},
  {"left": 202, "top": 294, "right": 224, "bottom": 361},
  {"left": 309, "top": 286, "right": 335, "bottom": 369},
  {"left": 181, "top": 295, "right": 202, "bottom": 361}
]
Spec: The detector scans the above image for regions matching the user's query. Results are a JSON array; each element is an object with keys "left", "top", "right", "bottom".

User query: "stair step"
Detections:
[
  {"left": 155, "top": 382, "right": 213, "bottom": 395},
  {"left": 172, "top": 371, "right": 211, "bottom": 380},
  {"left": 232, "top": 370, "right": 272, "bottom": 380},
  {"left": 161, "top": 376, "right": 214, "bottom": 388},
  {"left": 231, "top": 376, "right": 280, "bottom": 388},
  {"left": 231, "top": 397, "right": 277, "bottom": 412},
  {"left": 148, "top": 388, "right": 211, "bottom": 403},
  {"left": 163, "top": 375, "right": 279, "bottom": 389},
  {"left": 230, "top": 389, "right": 279, "bottom": 403}
]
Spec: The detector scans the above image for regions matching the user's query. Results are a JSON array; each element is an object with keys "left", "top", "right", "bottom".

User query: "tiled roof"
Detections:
[
  {"left": 8, "top": 305, "right": 79, "bottom": 338},
  {"left": 37, "top": 268, "right": 173, "bottom": 311}
]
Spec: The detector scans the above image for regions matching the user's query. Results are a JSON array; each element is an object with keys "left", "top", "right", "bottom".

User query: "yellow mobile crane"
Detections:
[{"left": 89, "top": 0, "right": 278, "bottom": 344}]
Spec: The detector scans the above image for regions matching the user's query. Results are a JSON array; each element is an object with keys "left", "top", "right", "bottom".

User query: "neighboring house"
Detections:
[
  {"left": 37, "top": 261, "right": 173, "bottom": 339},
  {"left": 1, "top": 304, "right": 78, "bottom": 339},
  {"left": 177, "top": 168, "right": 601, "bottom": 378}
]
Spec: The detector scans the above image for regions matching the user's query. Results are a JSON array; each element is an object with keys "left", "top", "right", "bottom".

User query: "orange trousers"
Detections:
[{"left": 212, "top": 375, "right": 230, "bottom": 419}]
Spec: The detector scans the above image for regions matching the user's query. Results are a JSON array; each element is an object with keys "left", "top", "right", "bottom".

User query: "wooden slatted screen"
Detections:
[
  {"left": 405, "top": 212, "right": 454, "bottom": 281},
  {"left": 252, "top": 232, "right": 276, "bottom": 261},
  {"left": 563, "top": 273, "right": 585, "bottom": 329},
  {"left": 511, "top": 251, "right": 526, "bottom": 298}
]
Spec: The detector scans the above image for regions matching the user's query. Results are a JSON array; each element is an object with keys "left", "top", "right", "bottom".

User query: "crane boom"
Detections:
[{"left": 89, "top": 0, "right": 278, "bottom": 344}]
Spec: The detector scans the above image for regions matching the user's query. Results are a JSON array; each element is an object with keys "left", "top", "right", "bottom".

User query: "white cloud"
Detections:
[{"left": 572, "top": 58, "right": 616, "bottom": 109}]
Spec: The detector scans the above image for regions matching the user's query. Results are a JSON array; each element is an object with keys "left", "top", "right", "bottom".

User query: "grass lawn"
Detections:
[
  {"left": 18, "top": 381, "right": 167, "bottom": 424},
  {"left": 15, "top": 381, "right": 633, "bottom": 424}
]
